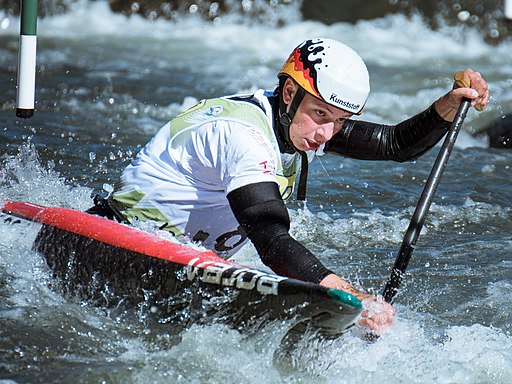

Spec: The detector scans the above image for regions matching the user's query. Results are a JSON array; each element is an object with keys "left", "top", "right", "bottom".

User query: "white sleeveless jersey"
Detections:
[{"left": 112, "top": 89, "right": 312, "bottom": 257}]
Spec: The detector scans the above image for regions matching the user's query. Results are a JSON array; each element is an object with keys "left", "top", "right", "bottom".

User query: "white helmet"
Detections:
[{"left": 279, "top": 38, "right": 370, "bottom": 114}]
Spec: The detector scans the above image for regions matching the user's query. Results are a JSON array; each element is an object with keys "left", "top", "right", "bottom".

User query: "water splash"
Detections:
[{"left": 0, "top": 141, "right": 92, "bottom": 209}]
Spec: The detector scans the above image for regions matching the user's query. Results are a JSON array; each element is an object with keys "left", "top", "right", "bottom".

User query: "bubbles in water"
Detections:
[
  {"left": 457, "top": 10, "right": 471, "bottom": 21},
  {"left": 1, "top": 17, "right": 9, "bottom": 29},
  {"left": 131, "top": 2, "right": 140, "bottom": 12}
]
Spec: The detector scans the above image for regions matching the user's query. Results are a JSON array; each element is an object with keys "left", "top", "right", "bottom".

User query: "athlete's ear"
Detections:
[{"left": 282, "top": 78, "right": 298, "bottom": 105}]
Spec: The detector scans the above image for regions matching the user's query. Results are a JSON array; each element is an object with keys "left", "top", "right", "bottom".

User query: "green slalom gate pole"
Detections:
[{"left": 16, "top": 0, "right": 38, "bottom": 119}]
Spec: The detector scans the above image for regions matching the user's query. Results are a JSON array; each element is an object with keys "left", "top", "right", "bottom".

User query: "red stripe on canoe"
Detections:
[{"left": 1, "top": 201, "right": 231, "bottom": 267}]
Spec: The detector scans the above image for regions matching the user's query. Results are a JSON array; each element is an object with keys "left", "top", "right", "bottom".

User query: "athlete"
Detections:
[{"left": 88, "top": 38, "right": 490, "bottom": 333}]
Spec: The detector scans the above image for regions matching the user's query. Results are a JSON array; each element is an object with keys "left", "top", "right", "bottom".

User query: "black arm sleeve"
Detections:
[
  {"left": 227, "top": 182, "right": 332, "bottom": 284},
  {"left": 324, "top": 103, "right": 451, "bottom": 162}
]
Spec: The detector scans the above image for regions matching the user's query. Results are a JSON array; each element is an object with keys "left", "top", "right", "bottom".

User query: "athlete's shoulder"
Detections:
[
  {"left": 221, "top": 89, "right": 274, "bottom": 123},
  {"left": 171, "top": 91, "right": 270, "bottom": 126}
]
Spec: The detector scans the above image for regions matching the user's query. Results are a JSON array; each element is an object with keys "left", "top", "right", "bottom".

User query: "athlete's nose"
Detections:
[{"left": 315, "top": 122, "right": 335, "bottom": 142}]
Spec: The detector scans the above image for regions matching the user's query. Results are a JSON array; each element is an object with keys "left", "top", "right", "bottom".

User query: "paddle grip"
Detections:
[
  {"left": 454, "top": 71, "right": 470, "bottom": 88},
  {"left": 454, "top": 70, "right": 485, "bottom": 111}
]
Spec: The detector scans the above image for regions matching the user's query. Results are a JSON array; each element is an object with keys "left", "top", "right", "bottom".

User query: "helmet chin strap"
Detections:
[
  {"left": 279, "top": 86, "right": 305, "bottom": 148},
  {"left": 277, "top": 86, "right": 309, "bottom": 201}
]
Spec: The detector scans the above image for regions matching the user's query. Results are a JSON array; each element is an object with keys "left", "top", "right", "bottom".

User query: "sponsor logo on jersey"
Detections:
[
  {"left": 259, "top": 160, "right": 274, "bottom": 175},
  {"left": 205, "top": 105, "right": 224, "bottom": 117}
]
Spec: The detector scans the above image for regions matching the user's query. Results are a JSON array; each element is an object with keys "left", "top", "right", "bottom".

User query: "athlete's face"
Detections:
[{"left": 283, "top": 79, "right": 353, "bottom": 152}]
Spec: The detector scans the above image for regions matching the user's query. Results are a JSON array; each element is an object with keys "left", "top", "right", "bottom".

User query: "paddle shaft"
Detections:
[{"left": 382, "top": 72, "right": 472, "bottom": 304}]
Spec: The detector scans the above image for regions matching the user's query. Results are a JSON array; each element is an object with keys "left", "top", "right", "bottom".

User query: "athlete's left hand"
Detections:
[
  {"left": 435, "top": 68, "right": 490, "bottom": 121},
  {"left": 358, "top": 295, "right": 396, "bottom": 333},
  {"left": 319, "top": 273, "right": 396, "bottom": 332}
]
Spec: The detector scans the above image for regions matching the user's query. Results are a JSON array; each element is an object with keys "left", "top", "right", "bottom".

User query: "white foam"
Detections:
[{"left": 0, "top": 141, "right": 92, "bottom": 209}]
